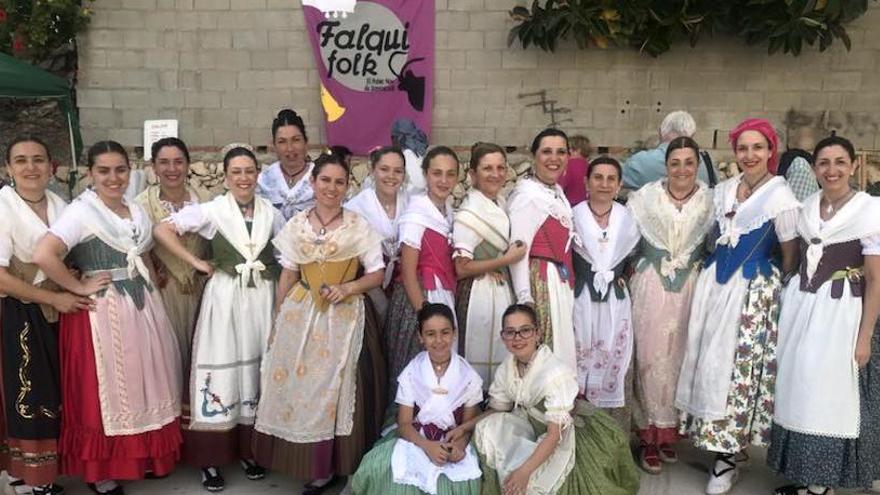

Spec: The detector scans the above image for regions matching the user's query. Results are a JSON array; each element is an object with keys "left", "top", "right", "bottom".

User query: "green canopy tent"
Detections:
[{"left": 0, "top": 52, "right": 83, "bottom": 197}]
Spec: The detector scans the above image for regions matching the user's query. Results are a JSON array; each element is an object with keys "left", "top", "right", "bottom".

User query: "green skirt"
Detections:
[
  {"left": 480, "top": 406, "right": 640, "bottom": 495},
  {"left": 352, "top": 431, "right": 482, "bottom": 495}
]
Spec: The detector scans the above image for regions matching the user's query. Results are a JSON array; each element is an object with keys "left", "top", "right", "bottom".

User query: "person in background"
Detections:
[
  {"left": 135, "top": 137, "right": 209, "bottom": 365},
  {"left": 558, "top": 134, "right": 592, "bottom": 206},
  {"left": 329, "top": 145, "right": 353, "bottom": 168},
  {"left": 391, "top": 119, "right": 428, "bottom": 194},
  {"left": 627, "top": 137, "right": 715, "bottom": 474},
  {"left": 153, "top": 145, "right": 284, "bottom": 492},
  {"left": 257, "top": 109, "right": 314, "bottom": 219},
  {"left": 34, "top": 141, "right": 183, "bottom": 495},
  {"left": 345, "top": 146, "right": 408, "bottom": 322},
  {"left": 623, "top": 110, "right": 714, "bottom": 191},
  {"left": 0, "top": 136, "right": 87, "bottom": 495},
  {"left": 778, "top": 126, "right": 820, "bottom": 202},
  {"left": 768, "top": 136, "right": 880, "bottom": 495}
]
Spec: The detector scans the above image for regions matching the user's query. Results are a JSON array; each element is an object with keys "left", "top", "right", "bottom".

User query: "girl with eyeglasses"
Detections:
[{"left": 449, "top": 304, "right": 639, "bottom": 495}]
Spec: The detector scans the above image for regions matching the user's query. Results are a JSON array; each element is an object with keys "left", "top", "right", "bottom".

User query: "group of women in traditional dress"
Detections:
[{"left": 0, "top": 108, "right": 878, "bottom": 495}]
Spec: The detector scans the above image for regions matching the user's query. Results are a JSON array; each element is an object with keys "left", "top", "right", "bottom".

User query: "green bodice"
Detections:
[
  {"left": 67, "top": 237, "right": 151, "bottom": 309},
  {"left": 209, "top": 222, "right": 280, "bottom": 287},
  {"left": 634, "top": 239, "right": 704, "bottom": 293}
]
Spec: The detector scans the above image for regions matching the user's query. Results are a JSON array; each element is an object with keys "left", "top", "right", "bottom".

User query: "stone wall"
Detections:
[{"left": 75, "top": 0, "right": 880, "bottom": 153}]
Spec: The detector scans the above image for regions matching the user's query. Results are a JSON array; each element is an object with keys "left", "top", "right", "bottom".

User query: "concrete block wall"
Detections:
[{"left": 76, "top": 0, "right": 880, "bottom": 151}]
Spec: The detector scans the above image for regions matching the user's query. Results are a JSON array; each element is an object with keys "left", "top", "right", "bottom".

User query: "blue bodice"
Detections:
[{"left": 705, "top": 220, "right": 778, "bottom": 284}]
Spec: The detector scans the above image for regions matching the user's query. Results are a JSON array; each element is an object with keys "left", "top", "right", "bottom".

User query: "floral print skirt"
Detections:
[{"left": 680, "top": 273, "right": 781, "bottom": 454}]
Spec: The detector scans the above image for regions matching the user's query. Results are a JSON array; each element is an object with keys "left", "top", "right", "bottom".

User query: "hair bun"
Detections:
[{"left": 276, "top": 108, "right": 299, "bottom": 120}]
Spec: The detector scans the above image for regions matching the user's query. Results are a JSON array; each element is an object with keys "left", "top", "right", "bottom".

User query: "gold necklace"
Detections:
[{"left": 312, "top": 207, "right": 344, "bottom": 236}]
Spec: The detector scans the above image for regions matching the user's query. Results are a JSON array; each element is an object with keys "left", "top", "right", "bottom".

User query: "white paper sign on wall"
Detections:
[{"left": 143, "top": 119, "right": 179, "bottom": 161}]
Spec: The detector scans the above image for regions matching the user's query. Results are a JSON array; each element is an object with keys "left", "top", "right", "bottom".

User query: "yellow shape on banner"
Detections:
[{"left": 320, "top": 83, "right": 346, "bottom": 123}]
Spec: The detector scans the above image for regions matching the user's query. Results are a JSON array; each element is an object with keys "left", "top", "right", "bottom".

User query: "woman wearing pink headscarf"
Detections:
[{"left": 675, "top": 118, "right": 801, "bottom": 495}]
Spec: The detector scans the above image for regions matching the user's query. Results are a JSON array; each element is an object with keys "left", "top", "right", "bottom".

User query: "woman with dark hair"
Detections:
[
  {"left": 257, "top": 108, "right": 315, "bottom": 219},
  {"left": 768, "top": 136, "right": 880, "bottom": 495},
  {"left": 345, "top": 146, "right": 408, "bottom": 321},
  {"left": 0, "top": 136, "right": 90, "bottom": 494},
  {"left": 506, "top": 129, "right": 577, "bottom": 374},
  {"left": 153, "top": 144, "right": 285, "bottom": 492},
  {"left": 571, "top": 157, "right": 640, "bottom": 430},
  {"left": 253, "top": 153, "right": 387, "bottom": 495},
  {"left": 352, "top": 302, "right": 483, "bottom": 495},
  {"left": 456, "top": 303, "right": 639, "bottom": 495},
  {"left": 135, "top": 137, "right": 209, "bottom": 364},
  {"left": 453, "top": 142, "right": 525, "bottom": 386},
  {"left": 627, "top": 137, "right": 715, "bottom": 473},
  {"left": 385, "top": 146, "right": 460, "bottom": 386},
  {"left": 33, "top": 140, "right": 182, "bottom": 495},
  {"left": 676, "top": 118, "right": 801, "bottom": 495}
]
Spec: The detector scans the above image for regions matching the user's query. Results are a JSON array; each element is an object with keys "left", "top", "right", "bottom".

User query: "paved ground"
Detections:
[{"left": 8, "top": 444, "right": 876, "bottom": 495}]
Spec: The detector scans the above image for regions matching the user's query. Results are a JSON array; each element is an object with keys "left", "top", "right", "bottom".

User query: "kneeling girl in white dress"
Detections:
[{"left": 352, "top": 303, "right": 483, "bottom": 495}]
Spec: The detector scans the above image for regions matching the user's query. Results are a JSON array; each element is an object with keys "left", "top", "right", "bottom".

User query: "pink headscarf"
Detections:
[{"left": 729, "top": 118, "right": 780, "bottom": 174}]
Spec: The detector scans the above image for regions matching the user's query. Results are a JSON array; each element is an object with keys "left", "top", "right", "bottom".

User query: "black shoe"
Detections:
[
  {"left": 302, "top": 475, "right": 338, "bottom": 495},
  {"left": 200, "top": 467, "right": 225, "bottom": 492},
  {"left": 144, "top": 470, "right": 168, "bottom": 480},
  {"left": 32, "top": 485, "right": 65, "bottom": 495},
  {"left": 86, "top": 483, "right": 125, "bottom": 495},
  {"left": 240, "top": 459, "right": 266, "bottom": 480}
]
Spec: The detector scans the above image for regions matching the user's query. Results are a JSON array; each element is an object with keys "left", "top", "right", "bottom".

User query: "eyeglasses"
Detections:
[{"left": 500, "top": 325, "right": 537, "bottom": 341}]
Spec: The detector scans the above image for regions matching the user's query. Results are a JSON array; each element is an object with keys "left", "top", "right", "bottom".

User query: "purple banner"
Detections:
[{"left": 302, "top": 0, "right": 434, "bottom": 154}]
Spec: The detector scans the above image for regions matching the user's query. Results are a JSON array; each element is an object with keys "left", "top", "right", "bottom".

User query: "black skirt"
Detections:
[{"left": 0, "top": 296, "right": 61, "bottom": 440}]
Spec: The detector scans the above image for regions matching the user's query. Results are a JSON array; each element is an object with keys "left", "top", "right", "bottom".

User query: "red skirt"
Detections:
[{"left": 59, "top": 309, "right": 182, "bottom": 482}]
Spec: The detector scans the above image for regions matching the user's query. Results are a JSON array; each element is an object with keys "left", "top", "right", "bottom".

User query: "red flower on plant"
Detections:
[
  {"left": 12, "top": 34, "right": 25, "bottom": 53},
  {"left": 0, "top": 9, "right": 7, "bottom": 22}
]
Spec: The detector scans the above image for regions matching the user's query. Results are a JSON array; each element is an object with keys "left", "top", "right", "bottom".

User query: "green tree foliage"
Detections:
[
  {"left": 508, "top": 0, "right": 872, "bottom": 57},
  {"left": 0, "top": 0, "right": 94, "bottom": 63}
]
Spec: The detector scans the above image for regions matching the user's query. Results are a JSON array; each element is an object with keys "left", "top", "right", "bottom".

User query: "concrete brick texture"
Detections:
[{"left": 77, "top": 1, "right": 880, "bottom": 150}]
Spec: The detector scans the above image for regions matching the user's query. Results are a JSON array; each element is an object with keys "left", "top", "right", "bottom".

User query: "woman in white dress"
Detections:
[
  {"left": 453, "top": 142, "right": 526, "bottom": 386},
  {"left": 256, "top": 108, "right": 315, "bottom": 219},
  {"left": 627, "top": 137, "right": 714, "bottom": 474},
  {"left": 345, "top": 146, "right": 408, "bottom": 322},
  {"left": 507, "top": 129, "right": 577, "bottom": 374},
  {"left": 768, "top": 136, "right": 880, "bottom": 495},
  {"left": 572, "top": 157, "right": 640, "bottom": 428},
  {"left": 385, "top": 146, "right": 460, "bottom": 386},
  {"left": 676, "top": 118, "right": 801, "bottom": 495},
  {"left": 452, "top": 304, "right": 640, "bottom": 495},
  {"left": 153, "top": 146, "right": 285, "bottom": 492},
  {"left": 352, "top": 303, "right": 483, "bottom": 495}
]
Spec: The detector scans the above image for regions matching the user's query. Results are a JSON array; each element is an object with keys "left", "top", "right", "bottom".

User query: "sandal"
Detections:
[
  {"left": 807, "top": 488, "right": 830, "bottom": 495},
  {"left": 706, "top": 453, "right": 738, "bottom": 495},
  {"left": 639, "top": 443, "right": 662, "bottom": 474},
  {"left": 200, "top": 467, "right": 225, "bottom": 492}
]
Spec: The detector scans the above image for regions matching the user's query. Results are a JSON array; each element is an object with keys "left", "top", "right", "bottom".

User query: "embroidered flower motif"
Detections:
[
  {"left": 296, "top": 364, "right": 307, "bottom": 377},
  {"left": 273, "top": 367, "right": 289, "bottom": 383}
]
